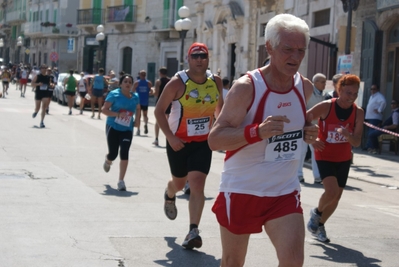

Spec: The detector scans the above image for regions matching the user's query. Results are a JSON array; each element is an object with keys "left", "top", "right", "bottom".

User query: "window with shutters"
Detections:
[{"left": 313, "top": 9, "right": 330, "bottom": 28}]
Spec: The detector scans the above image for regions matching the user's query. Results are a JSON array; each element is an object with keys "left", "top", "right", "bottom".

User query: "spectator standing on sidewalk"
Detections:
[
  {"left": 31, "top": 64, "right": 51, "bottom": 128},
  {"left": 325, "top": 73, "right": 343, "bottom": 100},
  {"left": 307, "top": 74, "right": 364, "bottom": 243},
  {"left": 154, "top": 42, "right": 223, "bottom": 250},
  {"left": 208, "top": 14, "right": 318, "bottom": 266},
  {"left": 153, "top": 67, "right": 171, "bottom": 146},
  {"left": 133, "top": 70, "right": 153, "bottom": 136},
  {"left": 297, "top": 73, "right": 326, "bottom": 184},
  {"left": 222, "top": 77, "right": 230, "bottom": 100},
  {"left": 101, "top": 74, "right": 141, "bottom": 191},
  {"left": 365, "top": 84, "right": 386, "bottom": 149},
  {"left": 366, "top": 99, "right": 399, "bottom": 154}
]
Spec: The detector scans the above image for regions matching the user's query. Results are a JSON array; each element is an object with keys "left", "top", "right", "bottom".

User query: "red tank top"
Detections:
[{"left": 315, "top": 98, "right": 356, "bottom": 162}]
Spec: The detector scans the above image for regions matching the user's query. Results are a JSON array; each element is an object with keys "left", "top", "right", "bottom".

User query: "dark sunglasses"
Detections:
[{"left": 190, "top": 53, "right": 208, "bottom": 59}]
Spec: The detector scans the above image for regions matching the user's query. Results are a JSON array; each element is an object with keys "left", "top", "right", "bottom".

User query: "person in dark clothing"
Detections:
[
  {"left": 153, "top": 67, "right": 171, "bottom": 146},
  {"left": 366, "top": 99, "right": 399, "bottom": 154}
]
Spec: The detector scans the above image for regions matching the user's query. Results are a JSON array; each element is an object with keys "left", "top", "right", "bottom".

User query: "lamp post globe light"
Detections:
[
  {"left": 95, "top": 24, "right": 105, "bottom": 71},
  {"left": 174, "top": 6, "right": 192, "bottom": 70},
  {"left": 17, "top": 36, "right": 23, "bottom": 63}
]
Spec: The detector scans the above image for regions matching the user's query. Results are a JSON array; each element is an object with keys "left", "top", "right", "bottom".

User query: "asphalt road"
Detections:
[{"left": 0, "top": 84, "right": 398, "bottom": 266}]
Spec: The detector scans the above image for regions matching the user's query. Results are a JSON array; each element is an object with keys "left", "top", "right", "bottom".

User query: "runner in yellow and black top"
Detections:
[
  {"left": 154, "top": 42, "right": 223, "bottom": 251},
  {"left": 1, "top": 67, "right": 11, "bottom": 98}
]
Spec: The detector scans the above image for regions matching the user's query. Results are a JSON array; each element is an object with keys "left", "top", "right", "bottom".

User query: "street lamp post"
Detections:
[
  {"left": 17, "top": 36, "right": 23, "bottom": 64},
  {"left": 0, "top": 38, "right": 4, "bottom": 61},
  {"left": 174, "top": 6, "right": 192, "bottom": 71},
  {"left": 95, "top": 24, "right": 105, "bottom": 71}
]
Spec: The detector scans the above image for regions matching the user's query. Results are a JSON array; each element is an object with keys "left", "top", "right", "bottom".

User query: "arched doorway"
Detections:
[
  {"left": 122, "top": 47, "right": 132, "bottom": 75},
  {"left": 386, "top": 21, "right": 399, "bottom": 103}
]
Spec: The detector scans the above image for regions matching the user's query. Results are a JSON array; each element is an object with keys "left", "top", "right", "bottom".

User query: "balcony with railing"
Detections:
[
  {"left": 5, "top": 10, "right": 27, "bottom": 24},
  {"left": 24, "top": 21, "right": 79, "bottom": 37},
  {"left": 106, "top": 5, "right": 136, "bottom": 24},
  {"left": 77, "top": 8, "right": 105, "bottom": 27}
]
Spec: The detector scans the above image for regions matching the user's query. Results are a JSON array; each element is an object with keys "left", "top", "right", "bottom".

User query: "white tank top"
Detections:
[
  {"left": 78, "top": 79, "right": 86, "bottom": 92},
  {"left": 220, "top": 69, "right": 306, "bottom": 197}
]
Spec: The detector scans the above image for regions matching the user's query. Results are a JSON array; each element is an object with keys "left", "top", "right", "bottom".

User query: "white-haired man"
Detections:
[{"left": 208, "top": 14, "right": 318, "bottom": 266}]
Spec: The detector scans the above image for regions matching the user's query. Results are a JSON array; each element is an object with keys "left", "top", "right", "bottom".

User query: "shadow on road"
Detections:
[
  {"left": 351, "top": 165, "right": 393, "bottom": 178},
  {"left": 311, "top": 242, "right": 382, "bottom": 266},
  {"left": 154, "top": 237, "right": 221, "bottom": 267},
  {"left": 101, "top": 184, "right": 139, "bottom": 197}
]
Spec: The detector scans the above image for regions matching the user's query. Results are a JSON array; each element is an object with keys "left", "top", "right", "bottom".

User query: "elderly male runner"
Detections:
[{"left": 208, "top": 14, "right": 318, "bottom": 266}]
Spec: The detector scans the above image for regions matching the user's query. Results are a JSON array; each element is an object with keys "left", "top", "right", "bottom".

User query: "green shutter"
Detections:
[
  {"left": 46, "top": 9, "right": 49, "bottom": 21},
  {"left": 163, "top": 0, "right": 170, "bottom": 29},
  {"left": 176, "top": 0, "right": 183, "bottom": 19},
  {"left": 53, "top": 9, "right": 57, "bottom": 23}
]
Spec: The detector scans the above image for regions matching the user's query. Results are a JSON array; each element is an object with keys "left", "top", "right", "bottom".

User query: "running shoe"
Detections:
[
  {"left": 307, "top": 208, "right": 321, "bottom": 234},
  {"left": 80, "top": 110, "right": 83, "bottom": 115},
  {"left": 152, "top": 140, "right": 159, "bottom": 146},
  {"left": 313, "top": 225, "right": 330, "bottom": 243},
  {"left": 136, "top": 129, "right": 141, "bottom": 136},
  {"left": 103, "top": 159, "right": 111, "bottom": 173},
  {"left": 117, "top": 180, "right": 126, "bottom": 191},
  {"left": 298, "top": 176, "right": 305, "bottom": 183},
  {"left": 144, "top": 124, "right": 148, "bottom": 134},
  {"left": 314, "top": 177, "right": 322, "bottom": 184},
  {"left": 32, "top": 112, "right": 37, "bottom": 118},
  {"left": 164, "top": 190, "right": 177, "bottom": 220},
  {"left": 183, "top": 181, "right": 191, "bottom": 195},
  {"left": 182, "top": 228, "right": 202, "bottom": 249},
  {"left": 68, "top": 110, "right": 72, "bottom": 115},
  {"left": 40, "top": 122, "right": 45, "bottom": 128}
]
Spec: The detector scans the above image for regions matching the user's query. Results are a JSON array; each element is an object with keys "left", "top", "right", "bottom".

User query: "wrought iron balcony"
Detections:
[
  {"left": 106, "top": 5, "right": 136, "bottom": 24},
  {"left": 77, "top": 8, "right": 104, "bottom": 26}
]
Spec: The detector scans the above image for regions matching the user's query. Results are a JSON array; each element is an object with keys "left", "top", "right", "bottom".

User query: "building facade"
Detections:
[
  {"left": 2, "top": 0, "right": 395, "bottom": 111},
  {"left": 0, "top": 0, "right": 79, "bottom": 71}
]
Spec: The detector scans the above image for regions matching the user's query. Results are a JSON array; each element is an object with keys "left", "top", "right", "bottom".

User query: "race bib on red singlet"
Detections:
[{"left": 326, "top": 124, "right": 349, "bottom": 143}]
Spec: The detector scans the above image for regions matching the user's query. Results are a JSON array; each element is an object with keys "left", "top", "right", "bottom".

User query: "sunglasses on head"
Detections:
[{"left": 190, "top": 53, "right": 208, "bottom": 59}]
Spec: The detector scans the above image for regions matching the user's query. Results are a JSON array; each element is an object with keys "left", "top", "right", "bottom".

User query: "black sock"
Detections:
[
  {"left": 190, "top": 224, "right": 198, "bottom": 231},
  {"left": 315, "top": 208, "right": 322, "bottom": 216},
  {"left": 164, "top": 191, "right": 175, "bottom": 201}
]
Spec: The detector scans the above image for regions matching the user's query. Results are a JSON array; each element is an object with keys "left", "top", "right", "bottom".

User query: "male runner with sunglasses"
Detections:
[{"left": 154, "top": 42, "right": 223, "bottom": 250}]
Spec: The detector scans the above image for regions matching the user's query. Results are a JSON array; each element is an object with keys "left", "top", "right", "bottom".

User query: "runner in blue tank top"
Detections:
[{"left": 132, "top": 70, "right": 153, "bottom": 135}]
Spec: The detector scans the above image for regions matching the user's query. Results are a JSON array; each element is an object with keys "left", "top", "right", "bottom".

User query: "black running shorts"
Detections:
[{"left": 166, "top": 140, "right": 212, "bottom": 178}]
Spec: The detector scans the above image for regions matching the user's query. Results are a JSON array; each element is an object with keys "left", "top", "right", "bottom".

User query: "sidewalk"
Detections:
[{"left": 147, "top": 103, "right": 399, "bottom": 189}]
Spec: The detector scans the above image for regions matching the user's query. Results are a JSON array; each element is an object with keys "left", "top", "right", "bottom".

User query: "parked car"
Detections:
[{"left": 53, "top": 73, "right": 81, "bottom": 105}]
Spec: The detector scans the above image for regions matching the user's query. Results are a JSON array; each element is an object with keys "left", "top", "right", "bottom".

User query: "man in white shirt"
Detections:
[
  {"left": 297, "top": 73, "right": 326, "bottom": 184},
  {"left": 365, "top": 85, "right": 386, "bottom": 126},
  {"left": 365, "top": 84, "right": 386, "bottom": 150}
]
